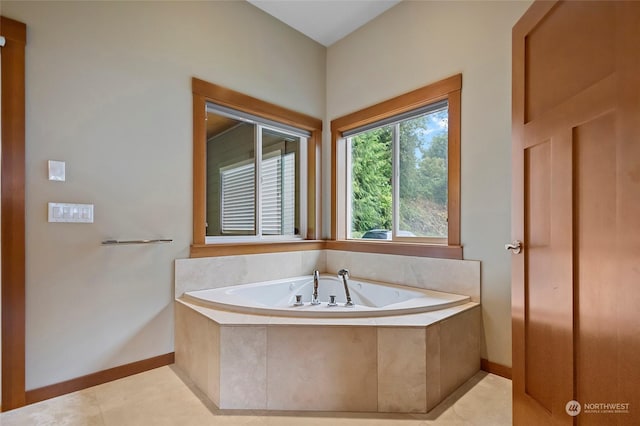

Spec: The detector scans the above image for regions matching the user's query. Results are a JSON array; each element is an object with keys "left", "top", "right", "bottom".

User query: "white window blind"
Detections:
[
  {"left": 261, "top": 155, "right": 282, "bottom": 235},
  {"left": 282, "top": 153, "right": 295, "bottom": 235},
  {"left": 221, "top": 153, "right": 295, "bottom": 235},
  {"left": 220, "top": 162, "right": 255, "bottom": 233}
]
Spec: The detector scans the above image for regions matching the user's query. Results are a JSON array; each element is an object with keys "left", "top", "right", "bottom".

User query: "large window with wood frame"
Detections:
[
  {"left": 192, "top": 78, "right": 322, "bottom": 256},
  {"left": 330, "top": 74, "right": 461, "bottom": 258}
]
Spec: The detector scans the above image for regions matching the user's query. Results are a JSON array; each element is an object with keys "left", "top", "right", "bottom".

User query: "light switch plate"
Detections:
[
  {"left": 48, "top": 203, "right": 94, "bottom": 223},
  {"left": 48, "top": 160, "right": 66, "bottom": 181}
]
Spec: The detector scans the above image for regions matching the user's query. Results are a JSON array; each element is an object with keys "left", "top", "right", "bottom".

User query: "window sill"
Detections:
[
  {"left": 191, "top": 239, "right": 462, "bottom": 260},
  {"left": 190, "top": 240, "right": 325, "bottom": 258},
  {"left": 324, "top": 240, "right": 463, "bottom": 260}
]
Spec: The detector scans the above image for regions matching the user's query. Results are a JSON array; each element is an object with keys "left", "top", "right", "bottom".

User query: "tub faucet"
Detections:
[
  {"left": 338, "top": 269, "right": 354, "bottom": 307},
  {"left": 311, "top": 270, "right": 321, "bottom": 305}
]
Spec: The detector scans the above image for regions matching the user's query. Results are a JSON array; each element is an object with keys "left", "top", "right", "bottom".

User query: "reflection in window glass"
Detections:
[
  {"left": 262, "top": 128, "right": 300, "bottom": 236},
  {"left": 205, "top": 107, "right": 304, "bottom": 239},
  {"left": 207, "top": 119, "right": 255, "bottom": 236},
  {"left": 220, "top": 161, "right": 255, "bottom": 234}
]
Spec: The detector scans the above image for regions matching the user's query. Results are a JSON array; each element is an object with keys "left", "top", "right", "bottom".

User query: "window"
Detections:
[
  {"left": 192, "top": 78, "right": 323, "bottom": 255},
  {"left": 346, "top": 101, "right": 449, "bottom": 242},
  {"left": 331, "top": 74, "right": 461, "bottom": 257},
  {"left": 206, "top": 104, "right": 306, "bottom": 241}
]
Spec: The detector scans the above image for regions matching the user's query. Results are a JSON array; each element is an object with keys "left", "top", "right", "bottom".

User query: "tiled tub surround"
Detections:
[
  {"left": 325, "top": 250, "right": 480, "bottom": 303},
  {"left": 175, "top": 299, "right": 480, "bottom": 413},
  {"left": 175, "top": 250, "right": 327, "bottom": 298},
  {"left": 175, "top": 300, "right": 480, "bottom": 413},
  {"left": 174, "top": 251, "right": 481, "bottom": 413},
  {"left": 175, "top": 250, "right": 480, "bottom": 301}
]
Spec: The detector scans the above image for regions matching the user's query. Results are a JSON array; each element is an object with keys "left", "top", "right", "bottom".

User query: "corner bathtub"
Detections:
[{"left": 183, "top": 274, "right": 470, "bottom": 317}]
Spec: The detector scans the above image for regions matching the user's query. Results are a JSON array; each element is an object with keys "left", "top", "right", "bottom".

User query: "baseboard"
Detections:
[
  {"left": 481, "top": 358, "right": 512, "bottom": 380},
  {"left": 25, "top": 352, "right": 175, "bottom": 405}
]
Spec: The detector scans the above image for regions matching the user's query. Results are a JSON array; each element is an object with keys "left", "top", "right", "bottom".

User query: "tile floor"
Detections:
[{"left": 0, "top": 366, "right": 512, "bottom": 425}]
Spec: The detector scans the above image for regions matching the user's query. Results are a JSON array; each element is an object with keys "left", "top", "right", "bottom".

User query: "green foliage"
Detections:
[
  {"left": 417, "top": 133, "right": 448, "bottom": 205},
  {"left": 350, "top": 127, "right": 392, "bottom": 233},
  {"left": 426, "top": 131, "right": 447, "bottom": 160}
]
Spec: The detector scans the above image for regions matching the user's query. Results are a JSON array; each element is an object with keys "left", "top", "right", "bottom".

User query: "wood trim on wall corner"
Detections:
[
  {"left": 481, "top": 358, "right": 512, "bottom": 380},
  {"left": 25, "top": 353, "right": 175, "bottom": 405},
  {"left": 1, "top": 15, "right": 27, "bottom": 412}
]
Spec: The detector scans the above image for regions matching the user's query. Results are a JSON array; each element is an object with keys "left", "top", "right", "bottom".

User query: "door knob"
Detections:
[{"left": 505, "top": 240, "right": 523, "bottom": 254}]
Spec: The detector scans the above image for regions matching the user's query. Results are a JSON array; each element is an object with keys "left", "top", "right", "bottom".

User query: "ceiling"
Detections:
[{"left": 247, "top": 0, "right": 402, "bottom": 47}]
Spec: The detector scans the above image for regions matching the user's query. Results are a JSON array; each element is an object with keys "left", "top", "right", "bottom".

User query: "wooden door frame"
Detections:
[{"left": 0, "top": 16, "right": 27, "bottom": 411}]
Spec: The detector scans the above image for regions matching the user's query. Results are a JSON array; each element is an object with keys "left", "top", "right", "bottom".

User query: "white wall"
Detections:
[
  {"left": 326, "top": 0, "right": 531, "bottom": 367},
  {"left": 3, "top": 0, "right": 325, "bottom": 390}
]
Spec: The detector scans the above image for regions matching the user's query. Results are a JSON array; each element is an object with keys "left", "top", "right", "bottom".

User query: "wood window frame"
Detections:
[
  {"left": 191, "top": 78, "right": 323, "bottom": 258},
  {"left": 330, "top": 74, "right": 462, "bottom": 260}
]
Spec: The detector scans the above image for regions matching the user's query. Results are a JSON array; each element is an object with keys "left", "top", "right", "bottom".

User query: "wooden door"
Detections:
[{"left": 512, "top": 2, "right": 640, "bottom": 425}]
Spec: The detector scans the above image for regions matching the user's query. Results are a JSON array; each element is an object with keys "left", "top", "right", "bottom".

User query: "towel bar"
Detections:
[{"left": 101, "top": 239, "right": 173, "bottom": 245}]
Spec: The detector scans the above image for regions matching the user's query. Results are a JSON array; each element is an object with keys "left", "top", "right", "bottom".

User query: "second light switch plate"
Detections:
[{"left": 48, "top": 203, "right": 94, "bottom": 223}]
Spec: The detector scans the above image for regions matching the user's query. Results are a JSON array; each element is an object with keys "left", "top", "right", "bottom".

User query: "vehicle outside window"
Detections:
[{"left": 361, "top": 229, "right": 391, "bottom": 240}]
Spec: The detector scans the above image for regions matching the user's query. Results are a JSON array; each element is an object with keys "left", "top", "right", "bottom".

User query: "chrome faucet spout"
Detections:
[
  {"left": 337, "top": 269, "right": 354, "bottom": 307},
  {"left": 311, "top": 270, "right": 321, "bottom": 305}
]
